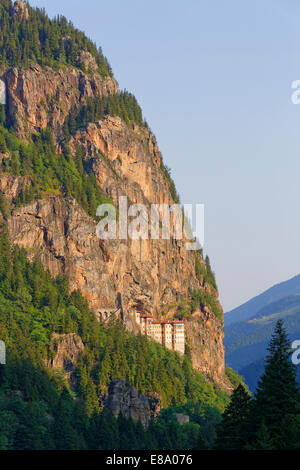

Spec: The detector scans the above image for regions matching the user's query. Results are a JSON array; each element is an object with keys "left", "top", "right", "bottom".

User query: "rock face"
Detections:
[
  {"left": 1, "top": 60, "right": 232, "bottom": 391},
  {"left": 12, "top": 1, "right": 29, "bottom": 21},
  {"left": 146, "top": 392, "right": 161, "bottom": 420},
  {"left": 2, "top": 63, "right": 118, "bottom": 142},
  {"left": 8, "top": 197, "right": 109, "bottom": 309},
  {"left": 0, "top": 173, "right": 30, "bottom": 204},
  {"left": 185, "top": 310, "right": 228, "bottom": 389},
  {"left": 69, "top": 116, "right": 168, "bottom": 205},
  {"left": 77, "top": 51, "right": 99, "bottom": 73},
  {"left": 47, "top": 333, "right": 85, "bottom": 383},
  {"left": 105, "top": 380, "right": 151, "bottom": 428}
]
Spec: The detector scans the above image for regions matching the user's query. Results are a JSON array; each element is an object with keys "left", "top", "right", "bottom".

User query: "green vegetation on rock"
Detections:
[
  {"left": 0, "top": 0, "right": 112, "bottom": 75},
  {"left": 0, "top": 228, "right": 230, "bottom": 449},
  {"left": 0, "top": 125, "right": 112, "bottom": 217},
  {"left": 195, "top": 251, "right": 217, "bottom": 291},
  {"left": 63, "top": 92, "right": 148, "bottom": 136}
]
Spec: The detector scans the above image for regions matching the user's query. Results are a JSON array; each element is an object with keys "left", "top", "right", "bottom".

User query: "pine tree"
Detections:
[
  {"left": 58, "top": 40, "right": 66, "bottom": 64},
  {"left": 214, "top": 384, "right": 252, "bottom": 450},
  {"left": 194, "top": 430, "right": 208, "bottom": 450},
  {"left": 253, "top": 319, "right": 300, "bottom": 449},
  {"left": 246, "top": 420, "right": 275, "bottom": 450},
  {"left": 53, "top": 388, "right": 79, "bottom": 450}
]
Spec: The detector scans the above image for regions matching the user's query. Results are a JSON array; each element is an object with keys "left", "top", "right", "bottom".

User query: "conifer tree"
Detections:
[
  {"left": 253, "top": 319, "right": 300, "bottom": 449},
  {"left": 246, "top": 420, "right": 275, "bottom": 450},
  {"left": 253, "top": 320, "right": 300, "bottom": 448},
  {"left": 194, "top": 430, "right": 208, "bottom": 450},
  {"left": 214, "top": 384, "right": 252, "bottom": 450}
]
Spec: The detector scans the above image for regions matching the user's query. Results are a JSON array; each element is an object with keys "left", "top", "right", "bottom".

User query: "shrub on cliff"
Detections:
[{"left": 0, "top": 125, "right": 112, "bottom": 217}]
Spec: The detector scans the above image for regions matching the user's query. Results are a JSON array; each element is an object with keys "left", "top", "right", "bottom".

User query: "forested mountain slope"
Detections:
[
  {"left": 0, "top": 0, "right": 240, "bottom": 449},
  {"left": 0, "top": 0, "right": 231, "bottom": 389}
]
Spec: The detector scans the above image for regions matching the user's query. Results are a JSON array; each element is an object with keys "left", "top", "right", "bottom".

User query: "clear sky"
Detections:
[{"left": 29, "top": 0, "right": 300, "bottom": 311}]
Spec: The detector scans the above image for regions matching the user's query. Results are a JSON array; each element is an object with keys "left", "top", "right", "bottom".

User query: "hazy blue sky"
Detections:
[{"left": 29, "top": 0, "right": 300, "bottom": 311}]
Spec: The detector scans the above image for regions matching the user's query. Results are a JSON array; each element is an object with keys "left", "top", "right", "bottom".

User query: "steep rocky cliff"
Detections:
[
  {"left": 3, "top": 62, "right": 118, "bottom": 143},
  {"left": 47, "top": 333, "right": 85, "bottom": 384},
  {"left": 99, "top": 380, "right": 161, "bottom": 428},
  {"left": 0, "top": 2, "right": 231, "bottom": 392},
  {"left": 104, "top": 380, "right": 151, "bottom": 428}
]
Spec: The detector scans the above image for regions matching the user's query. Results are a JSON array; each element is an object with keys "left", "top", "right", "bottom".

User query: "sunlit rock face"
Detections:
[
  {"left": 12, "top": 0, "right": 29, "bottom": 21},
  {"left": 0, "top": 55, "right": 232, "bottom": 392}
]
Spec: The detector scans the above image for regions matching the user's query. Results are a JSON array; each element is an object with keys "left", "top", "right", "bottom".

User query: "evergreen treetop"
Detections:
[
  {"left": 215, "top": 320, "right": 300, "bottom": 450},
  {"left": 253, "top": 319, "right": 300, "bottom": 448},
  {"left": 214, "top": 384, "right": 252, "bottom": 450}
]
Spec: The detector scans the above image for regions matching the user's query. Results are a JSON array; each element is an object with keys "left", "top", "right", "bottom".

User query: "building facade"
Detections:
[{"left": 135, "top": 311, "right": 185, "bottom": 354}]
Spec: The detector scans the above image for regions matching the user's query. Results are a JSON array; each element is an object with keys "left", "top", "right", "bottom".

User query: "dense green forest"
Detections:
[
  {"left": 63, "top": 92, "right": 149, "bottom": 136},
  {"left": 0, "top": 227, "right": 232, "bottom": 449},
  {"left": 0, "top": 123, "right": 113, "bottom": 218},
  {"left": 1, "top": 232, "right": 298, "bottom": 450},
  {"left": 0, "top": 0, "right": 111, "bottom": 75}
]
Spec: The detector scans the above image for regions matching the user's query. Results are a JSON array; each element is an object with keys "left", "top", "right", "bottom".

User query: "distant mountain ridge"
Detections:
[
  {"left": 224, "top": 275, "right": 300, "bottom": 392},
  {"left": 224, "top": 274, "right": 300, "bottom": 326}
]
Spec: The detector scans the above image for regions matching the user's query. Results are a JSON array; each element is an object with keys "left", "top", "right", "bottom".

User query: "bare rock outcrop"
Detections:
[
  {"left": 77, "top": 51, "right": 99, "bottom": 73},
  {"left": 0, "top": 173, "right": 30, "bottom": 204},
  {"left": 47, "top": 333, "right": 84, "bottom": 383},
  {"left": 146, "top": 392, "right": 161, "bottom": 420},
  {"left": 69, "top": 116, "right": 168, "bottom": 206},
  {"left": 105, "top": 380, "right": 151, "bottom": 427},
  {"left": 2, "top": 63, "right": 118, "bottom": 142},
  {"left": 185, "top": 310, "right": 227, "bottom": 388},
  {"left": 12, "top": 0, "right": 29, "bottom": 21}
]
